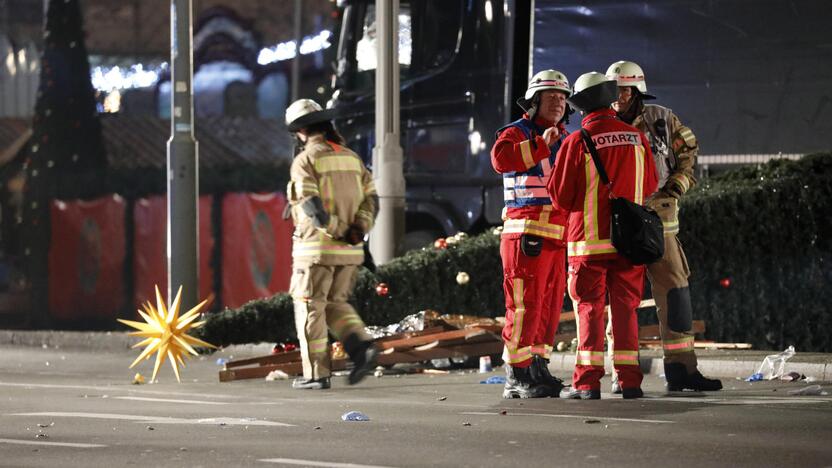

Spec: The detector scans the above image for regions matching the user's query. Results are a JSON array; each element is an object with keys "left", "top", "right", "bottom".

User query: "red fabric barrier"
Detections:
[
  {"left": 48, "top": 195, "right": 126, "bottom": 320},
  {"left": 221, "top": 192, "right": 293, "bottom": 308},
  {"left": 133, "top": 195, "right": 214, "bottom": 312}
]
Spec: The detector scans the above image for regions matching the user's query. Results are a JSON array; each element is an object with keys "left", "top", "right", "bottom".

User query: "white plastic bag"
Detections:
[{"left": 755, "top": 345, "right": 795, "bottom": 380}]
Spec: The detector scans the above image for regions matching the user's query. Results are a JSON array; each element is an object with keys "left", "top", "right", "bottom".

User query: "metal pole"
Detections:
[
  {"left": 370, "top": 0, "right": 405, "bottom": 264},
  {"left": 291, "top": 0, "right": 302, "bottom": 101},
  {"left": 166, "top": 0, "right": 199, "bottom": 309}
]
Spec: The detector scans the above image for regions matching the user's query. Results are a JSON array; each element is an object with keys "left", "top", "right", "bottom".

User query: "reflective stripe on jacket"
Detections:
[
  {"left": 288, "top": 134, "right": 376, "bottom": 266},
  {"left": 491, "top": 115, "right": 568, "bottom": 242},
  {"left": 548, "top": 108, "right": 658, "bottom": 261}
]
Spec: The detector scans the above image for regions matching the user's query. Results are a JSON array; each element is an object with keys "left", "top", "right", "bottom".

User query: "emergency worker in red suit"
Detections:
[
  {"left": 548, "top": 72, "right": 658, "bottom": 399},
  {"left": 490, "top": 70, "right": 572, "bottom": 398}
]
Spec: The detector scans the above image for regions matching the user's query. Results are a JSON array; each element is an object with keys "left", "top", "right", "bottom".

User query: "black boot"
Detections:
[
  {"left": 530, "top": 355, "right": 564, "bottom": 397},
  {"left": 343, "top": 334, "right": 379, "bottom": 385},
  {"left": 622, "top": 387, "right": 644, "bottom": 399},
  {"left": 502, "top": 365, "right": 551, "bottom": 399},
  {"left": 665, "top": 362, "right": 723, "bottom": 392},
  {"left": 291, "top": 377, "right": 331, "bottom": 390}
]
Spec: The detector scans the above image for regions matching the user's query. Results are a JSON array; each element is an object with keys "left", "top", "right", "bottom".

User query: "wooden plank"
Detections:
[
  {"left": 219, "top": 339, "right": 505, "bottom": 382},
  {"left": 639, "top": 340, "right": 752, "bottom": 350},
  {"left": 378, "top": 326, "right": 498, "bottom": 351},
  {"left": 223, "top": 326, "right": 454, "bottom": 370},
  {"left": 559, "top": 298, "right": 657, "bottom": 323}
]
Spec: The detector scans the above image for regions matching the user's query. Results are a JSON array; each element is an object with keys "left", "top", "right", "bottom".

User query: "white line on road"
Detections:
[
  {"left": 461, "top": 411, "right": 675, "bottom": 424},
  {"left": 10, "top": 412, "right": 294, "bottom": 427},
  {"left": 113, "top": 396, "right": 229, "bottom": 405},
  {"left": 259, "top": 458, "right": 397, "bottom": 468},
  {"left": 0, "top": 438, "right": 106, "bottom": 448},
  {"left": 658, "top": 397, "right": 831, "bottom": 405},
  {"left": 0, "top": 381, "right": 241, "bottom": 400}
]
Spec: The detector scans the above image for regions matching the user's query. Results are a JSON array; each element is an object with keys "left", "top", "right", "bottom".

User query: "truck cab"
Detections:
[{"left": 329, "top": 0, "right": 532, "bottom": 251}]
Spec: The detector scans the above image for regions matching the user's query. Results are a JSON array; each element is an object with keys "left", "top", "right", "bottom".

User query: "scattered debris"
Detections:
[
  {"left": 788, "top": 385, "right": 828, "bottom": 396},
  {"left": 437, "top": 396, "right": 447, "bottom": 401},
  {"left": 745, "top": 373, "right": 764, "bottom": 382},
  {"left": 216, "top": 358, "right": 228, "bottom": 366},
  {"left": 35, "top": 433, "right": 48, "bottom": 439},
  {"left": 755, "top": 345, "right": 796, "bottom": 380},
  {"left": 480, "top": 376, "right": 506, "bottom": 384},
  {"left": 220, "top": 323, "right": 504, "bottom": 382},
  {"left": 265, "top": 370, "right": 290, "bottom": 381},
  {"left": 584, "top": 419, "right": 601, "bottom": 424},
  {"left": 422, "top": 369, "right": 450, "bottom": 375},
  {"left": 780, "top": 371, "right": 804, "bottom": 382},
  {"left": 133, "top": 373, "right": 145, "bottom": 385},
  {"left": 341, "top": 411, "right": 370, "bottom": 422},
  {"left": 499, "top": 410, "right": 507, "bottom": 415},
  {"left": 373, "top": 370, "right": 384, "bottom": 378},
  {"left": 146, "top": 426, "right": 154, "bottom": 431},
  {"left": 462, "top": 422, "right": 472, "bottom": 426},
  {"left": 313, "top": 426, "right": 322, "bottom": 430},
  {"left": 479, "top": 356, "right": 493, "bottom": 373},
  {"left": 36, "top": 422, "right": 54, "bottom": 428}
]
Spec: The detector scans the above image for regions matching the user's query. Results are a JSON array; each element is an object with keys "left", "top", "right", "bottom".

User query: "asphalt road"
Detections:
[{"left": 1, "top": 345, "right": 831, "bottom": 468}]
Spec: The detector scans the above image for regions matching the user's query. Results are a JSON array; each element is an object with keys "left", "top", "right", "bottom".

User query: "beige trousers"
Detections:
[{"left": 290, "top": 264, "right": 371, "bottom": 379}]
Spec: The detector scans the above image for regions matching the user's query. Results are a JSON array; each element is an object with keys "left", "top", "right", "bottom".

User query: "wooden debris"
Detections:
[{"left": 219, "top": 324, "right": 503, "bottom": 382}]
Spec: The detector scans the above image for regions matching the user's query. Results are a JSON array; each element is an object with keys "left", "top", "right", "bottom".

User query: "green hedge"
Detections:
[
  {"left": 197, "top": 153, "right": 832, "bottom": 351},
  {"left": 679, "top": 153, "right": 832, "bottom": 352}
]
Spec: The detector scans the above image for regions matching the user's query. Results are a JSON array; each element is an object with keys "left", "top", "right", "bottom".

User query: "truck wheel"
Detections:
[{"left": 401, "top": 230, "right": 442, "bottom": 253}]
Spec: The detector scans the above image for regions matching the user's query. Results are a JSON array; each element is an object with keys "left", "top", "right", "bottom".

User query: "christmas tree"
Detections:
[{"left": 22, "top": 0, "right": 107, "bottom": 325}]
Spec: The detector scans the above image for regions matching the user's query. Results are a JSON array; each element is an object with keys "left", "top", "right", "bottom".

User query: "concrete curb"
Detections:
[
  {"left": 548, "top": 352, "right": 832, "bottom": 381},
  {"left": 3, "top": 330, "right": 831, "bottom": 381},
  {"left": 0, "top": 330, "right": 135, "bottom": 351}
]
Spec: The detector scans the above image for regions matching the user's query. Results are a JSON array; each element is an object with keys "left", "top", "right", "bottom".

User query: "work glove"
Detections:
[{"left": 344, "top": 223, "right": 365, "bottom": 245}]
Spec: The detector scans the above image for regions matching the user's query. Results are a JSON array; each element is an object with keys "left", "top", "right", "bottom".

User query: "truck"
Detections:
[{"left": 329, "top": 0, "right": 832, "bottom": 251}]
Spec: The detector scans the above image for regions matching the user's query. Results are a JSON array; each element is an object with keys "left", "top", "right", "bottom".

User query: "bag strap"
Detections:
[{"left": 580, "top": 128, "right": 610, "bottom": 186}]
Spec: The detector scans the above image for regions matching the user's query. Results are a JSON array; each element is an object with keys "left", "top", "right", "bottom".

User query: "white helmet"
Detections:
[
  {"left": 605, "top": 60, "right": 656, "bottom": 99},
  {"left": 285, "top": 98, "right": 324, "bottom": 131},
  {"left": 567, "top": 72, "right": 618, "bottom": 113},
  {"left": 524, "top": 69, "right": 571, "bottom": 101}
]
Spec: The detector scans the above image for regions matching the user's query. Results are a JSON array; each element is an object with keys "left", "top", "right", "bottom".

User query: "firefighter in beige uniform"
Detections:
[
  {"left": 606, "top": 61, "right": 721, "bottom": 392},
  {"left": 285, "top": 98, "right": 379, "bottom": 390}
]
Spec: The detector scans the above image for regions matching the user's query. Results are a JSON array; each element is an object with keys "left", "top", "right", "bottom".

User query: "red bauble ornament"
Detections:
[
  {"left": 434, "top": 238, "right": 447, "bottom": 249},
  {"left": 283, "top": 343, "right": 297, "bottom": 352},
  {"left": 375, "top": 283, "right": 389, "bottom": 296},
  {"left": 719, "top": 278, "right": 731, "bottom": 288}
]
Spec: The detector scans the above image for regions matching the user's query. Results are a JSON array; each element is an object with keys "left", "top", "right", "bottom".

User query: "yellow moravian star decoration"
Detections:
[{"left": 118, "top": 285, "right": 216, "bottom": 383}]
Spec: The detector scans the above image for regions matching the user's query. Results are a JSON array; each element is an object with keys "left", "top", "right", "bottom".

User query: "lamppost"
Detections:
[{"left": 166, "top": 0, "right": 199, "bottom": 308}]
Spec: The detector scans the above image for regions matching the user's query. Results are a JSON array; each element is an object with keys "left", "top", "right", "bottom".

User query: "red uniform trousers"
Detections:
[
  {"left": 568, "top": 256, "right": 644, "bottom": 390},
  {"left": 500, "top": 236, "right": 566, "bottom": 368}
]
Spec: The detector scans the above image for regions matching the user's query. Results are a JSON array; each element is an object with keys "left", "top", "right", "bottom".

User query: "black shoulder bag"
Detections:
[{"left": 580, "top": 129, "right": 664, "bottom": 265}]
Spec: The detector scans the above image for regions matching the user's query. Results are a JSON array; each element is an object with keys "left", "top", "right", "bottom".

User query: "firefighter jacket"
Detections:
[
  {"left": 632, "top": 104, "right": 697, "bottom": 198},
  {"left": 548, "top": 108, "right": 658, "bottom": 261},
  {"left": 491, "top": 115, "right": 568, "bottom": 243},
  {"left": 287, "top": 133, "right": 377, "bottom": 267}
]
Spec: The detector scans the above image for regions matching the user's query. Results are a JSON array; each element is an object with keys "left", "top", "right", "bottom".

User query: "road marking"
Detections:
[
  {"left": 0, "top": 381, "right": 241, "bottom": 400},
  {"left": 10, "top": 412, "right": 294, "bottom": 427},
  {"left": 0, "top": 438, "right": 106, "bottom": 448},
  {"left": 461, "top": 411, "right": 675, "bottom": 424},
  {"left": 259, "top": 459, "right": 397, "bottom": 468},
  {"left": 113, "top": 396, "right": 229, "bottom": 405},
  {"left": 659, "top": 397, "right": 830, "bottom": 405}
]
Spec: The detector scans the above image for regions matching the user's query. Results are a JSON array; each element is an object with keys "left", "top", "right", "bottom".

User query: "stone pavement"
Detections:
[{"left": 2, "top": 329, "right": 830, "bottom": 381}]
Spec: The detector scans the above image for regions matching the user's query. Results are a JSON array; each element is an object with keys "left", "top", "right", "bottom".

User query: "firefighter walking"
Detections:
[
  {"left": 490, "top": 70, "right": 572, "bottom": 398},
  {"left": 284, "top": 98, "right": 379, "bottom": 390},
  {"left": 606, "top": 60, "right": 722, "bottom": 392},
  {"left": 548, "top": 72, "right": 658, "bottom": 399}
]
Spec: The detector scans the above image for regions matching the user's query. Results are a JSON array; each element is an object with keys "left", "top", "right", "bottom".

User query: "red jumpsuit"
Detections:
[
  {"left": 547, "top": 108, "right": 658, "bottom": 391},
  {"left": 491, "top": 115, "right": 568, "bottom": 368}
]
